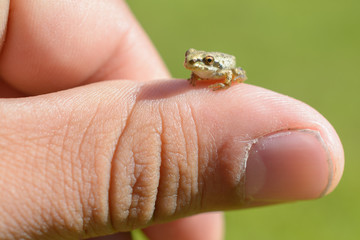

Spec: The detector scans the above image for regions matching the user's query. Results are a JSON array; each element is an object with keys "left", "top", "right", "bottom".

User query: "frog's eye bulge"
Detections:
[
  {"left": 185, "top": 49, "right": 191, "bottom": 57},
  {"left": 185, "top": 48, "right": 196, "bottom": 57},
  {"left": 204, "top": 56, "right": 215, "bottom": 65}
]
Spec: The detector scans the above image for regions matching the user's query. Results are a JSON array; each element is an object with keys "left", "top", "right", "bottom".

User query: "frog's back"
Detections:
[{"left": 207, "top": 51, "right": 233, "bottom": 69}]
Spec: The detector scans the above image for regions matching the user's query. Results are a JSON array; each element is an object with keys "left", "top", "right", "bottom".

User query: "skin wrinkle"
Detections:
[
  {"left": 76, "top": 127, "right": 88, "bottom": 234},
  {"left": 154, "top": 103, "right": 179, "bottom": 219},
  {"left": 60, "top": 114, "right": 81, "bottom": 234},
  {"left": 63, "top": 84, "right": 139, "bottom": 238},
  {"left": 29, "top": 135, "right": 53, "bottom": 239},
  {"left": 176, "top": 102, "right": 186, "bottom": 214},
  {"left": 21, "top": 140, "right": 46, "bottom": 237},
  {"left": 1, "top": 190, "right": 27, "bottom": 239},
  {"left": 108, "top": 86, "right": 140, "bottom": 232},
  {"left": 197, "top": 130, "right": 209, "bottom": 211},
  {"left": 199, "top": 127, "right": 219, "bottom": 210},
  {"left": 129, "top": 158, "right": 150, "bottom": 225},
  {"left": 230, "top": 137, "right": 258, "bottom": 197},
  {"left": 126, "top": 118, "right": 143, "bottom": 227},
  {"left": 164, "top": 102, "right": 182, "bottom": 216},
  {"left": 64, "top": 131, "right": 82, "bottom": 236},
  {"left": 72, "top": 120, "right": 99, "bottom": 236},
  {"left": 218, "top": 138, "right": 255, "bottom": 207},
  {"left": 132, "top": 97, "right": 199, "bottom": 223},
  {"left": 177, "top": 101, "right": 199, "bottom": 214},
  {"left": 127, "top": 160, "right": 139, "bottom": 226},
  {"left": 27, "top": 145, "right": 47, "bottom": 232},
  {"left": 153, "top": 99, "right": 200, "bottom": 221},
  {"left": 125, "top": 97, "right": 203, "bottom": 225},
  {"left": 239, "top": 139, "right": 257, "bottom": 201},
  {"left": 188, "top": 104, "right": 202, "bottom": 212},
  {"left": 91, "top": 83, "right": 140, "bottom": 233},
  {"left": 76, "top": 102, "right": 101, "bottom": 236},
  {"left": 109, "top": 99, "right": 163, "bottom": 230}
]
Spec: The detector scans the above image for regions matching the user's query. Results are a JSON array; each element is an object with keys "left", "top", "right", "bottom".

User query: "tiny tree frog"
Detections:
[{"left": 184, "top": 48, "right": 247, "bottom": 90}]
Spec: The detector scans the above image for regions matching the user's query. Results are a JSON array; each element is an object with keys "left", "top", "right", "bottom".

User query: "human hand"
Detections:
[{"left": 0, "top": 1, "right": 344, "bottom": 240}]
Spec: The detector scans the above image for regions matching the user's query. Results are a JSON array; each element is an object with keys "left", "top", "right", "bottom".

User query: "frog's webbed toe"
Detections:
[
  {"left": 208, "top": 82, "right": 230, "bottom": 91},
  {"left": 188, "top": 77, "right": 196, "bottom": 86}
]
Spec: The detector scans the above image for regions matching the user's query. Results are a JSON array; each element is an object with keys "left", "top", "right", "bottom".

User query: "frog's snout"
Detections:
[
  {"left": 184, "top": 58, "right": 192, "bottom": 69},
  {"left": 184, "top": 58, "right": 196, "bottom": 67}
]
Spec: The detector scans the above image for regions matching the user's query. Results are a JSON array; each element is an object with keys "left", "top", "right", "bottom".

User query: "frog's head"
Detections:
[
  {"left": 184, "top": 48, "right": 236, "bottom": 75},
  {"left": 184, "top": 48, "right": 219, "bottom": 72}
]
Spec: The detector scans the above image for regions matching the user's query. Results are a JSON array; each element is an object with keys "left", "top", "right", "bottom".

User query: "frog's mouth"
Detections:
[
  {"left": 184, "top": 57, "right": 202, "bottom": 69},
  {"left": 184, "top": 60, "right": 205, "bottom": 70},
  {"left": 184, "top": 62, "right": 214, "bottom": 74}
]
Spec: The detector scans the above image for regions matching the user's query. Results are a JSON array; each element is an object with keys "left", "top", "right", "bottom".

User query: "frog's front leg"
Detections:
[
  {"left": 188, "top": 72, "right": 200, "bottom": 86},
  {"left": 208, "top": 70, "right": 233, "bottom": 91}
]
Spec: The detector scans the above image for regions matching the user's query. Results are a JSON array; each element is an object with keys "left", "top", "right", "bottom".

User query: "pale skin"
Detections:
[{"left": 0, "top": 1, "right": 344, "bottom": 240}]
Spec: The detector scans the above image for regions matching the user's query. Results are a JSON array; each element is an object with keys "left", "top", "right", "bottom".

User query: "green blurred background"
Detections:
[{"left": 126, "top": 0, "right": 359, "bottom": 239}]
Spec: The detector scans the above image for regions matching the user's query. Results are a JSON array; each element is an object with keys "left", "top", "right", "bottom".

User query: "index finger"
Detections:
[{"left": 0, "top": 0, "right": 170, "bottom": 95}]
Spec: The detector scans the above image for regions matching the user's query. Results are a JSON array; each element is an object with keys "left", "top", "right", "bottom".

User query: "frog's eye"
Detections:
[{"left": 204, "top": 56, "right": 214, "bottom": 65}]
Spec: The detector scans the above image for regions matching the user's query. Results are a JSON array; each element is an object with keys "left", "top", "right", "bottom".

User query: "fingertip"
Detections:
[
  {"left": 187, "top": 84, "right": 344, "bottom": 206},
  {"left": 316, "top": 119, "right": 345, "bottom": 195}
]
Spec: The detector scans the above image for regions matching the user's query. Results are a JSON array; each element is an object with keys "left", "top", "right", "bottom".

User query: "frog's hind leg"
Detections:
[{"left": 233, "top": 67, "right": 247, "bottom": 83}]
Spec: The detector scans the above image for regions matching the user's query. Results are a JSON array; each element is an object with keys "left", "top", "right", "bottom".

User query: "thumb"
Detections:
[{"left": 0, "top": 80, "right": 344, "bottom": 239}]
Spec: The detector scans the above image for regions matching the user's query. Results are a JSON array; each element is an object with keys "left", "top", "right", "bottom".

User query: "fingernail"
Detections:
[{"left": 245, "top": 130, "right": 332, "bottom": 202}]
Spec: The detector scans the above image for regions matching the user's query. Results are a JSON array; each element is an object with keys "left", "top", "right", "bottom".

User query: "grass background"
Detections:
[{"left": 126, "top": 0, "right": 360, "bottom": 239}]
